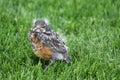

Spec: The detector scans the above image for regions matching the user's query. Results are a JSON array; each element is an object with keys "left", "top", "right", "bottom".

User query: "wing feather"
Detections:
[{"left": 37, "top": 30, "right": 68, "bottom": 54}]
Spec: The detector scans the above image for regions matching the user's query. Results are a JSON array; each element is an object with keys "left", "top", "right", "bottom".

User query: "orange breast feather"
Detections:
[{"left": 31, "top": 34, "right": 52, "bottom": 60}]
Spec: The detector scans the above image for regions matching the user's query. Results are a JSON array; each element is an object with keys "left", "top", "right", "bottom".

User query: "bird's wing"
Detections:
[{"left": 37, "top": 31, "right": 68, "bottom": 54}]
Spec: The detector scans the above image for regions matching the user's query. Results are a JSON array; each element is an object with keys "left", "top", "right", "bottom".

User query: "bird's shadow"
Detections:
[
  {"left": 30, "top": 55, "right": 50, "bottom": 69},
  {"left": 30, "top": 55, "right": 39, "bottom": 65}
]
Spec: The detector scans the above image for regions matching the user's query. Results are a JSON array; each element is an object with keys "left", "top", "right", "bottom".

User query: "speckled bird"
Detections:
[{"left": 28, "top": 19, "right": 71, "bottom": 69}]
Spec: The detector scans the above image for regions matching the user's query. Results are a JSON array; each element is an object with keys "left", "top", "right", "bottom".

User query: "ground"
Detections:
[{"left": 0, "top": 0, "right": 120, "bottom": 80}]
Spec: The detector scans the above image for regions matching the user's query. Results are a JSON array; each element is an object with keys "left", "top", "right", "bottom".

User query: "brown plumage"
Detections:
[{"left": 28, "top": 19, "right": 71, "bottom": 69}]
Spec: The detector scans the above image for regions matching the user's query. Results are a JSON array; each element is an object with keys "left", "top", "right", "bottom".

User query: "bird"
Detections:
[{"left": 28, "top": 19, "right": 71, "bottom": 69}]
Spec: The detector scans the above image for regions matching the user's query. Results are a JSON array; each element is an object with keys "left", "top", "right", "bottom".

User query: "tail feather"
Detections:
[{"left": 65, "top": 56, "right": 72, "bottom": 63}]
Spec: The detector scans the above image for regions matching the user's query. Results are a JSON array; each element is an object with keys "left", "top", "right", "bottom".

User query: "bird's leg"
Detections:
[
  {"left": 44, "top": 60, "right": 54, "bottom": 70},
  {"left": 38, "top": 58, "right": 41, "bottom": 64}
]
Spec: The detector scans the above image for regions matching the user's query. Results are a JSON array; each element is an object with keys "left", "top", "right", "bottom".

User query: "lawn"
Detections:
[{"left": 0, "top": 0, "right": 120, "bottom": 80}]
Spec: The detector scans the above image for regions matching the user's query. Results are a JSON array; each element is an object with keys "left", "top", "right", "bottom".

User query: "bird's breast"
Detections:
[{"left": 30, "top": 33, "right": 52, "bottom": 60}]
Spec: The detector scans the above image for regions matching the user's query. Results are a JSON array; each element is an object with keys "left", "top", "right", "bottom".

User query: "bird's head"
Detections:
[{"left": 32, "top": 19, "right": 50, "bottom": 32}]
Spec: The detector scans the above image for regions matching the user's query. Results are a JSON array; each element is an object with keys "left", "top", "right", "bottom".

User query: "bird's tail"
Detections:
[{"left": 65, "top": 56, "right": 72, "bottom": 63}]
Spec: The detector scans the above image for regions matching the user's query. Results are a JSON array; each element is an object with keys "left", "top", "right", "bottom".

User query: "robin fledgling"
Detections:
[{"left": 28, "top": 19, "right": 71, "bottom": 69}]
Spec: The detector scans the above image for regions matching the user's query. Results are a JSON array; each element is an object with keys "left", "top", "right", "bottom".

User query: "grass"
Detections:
[{"left": 0, "top": 0, "right": 120, "bottom": 80}]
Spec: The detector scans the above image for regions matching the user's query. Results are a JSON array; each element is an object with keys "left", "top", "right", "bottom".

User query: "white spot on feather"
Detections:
[
  {"left": 33, "top": 19, "right": 37, "bottom": 25},
  {"left": 44, "top": 18, "right": 49, "bottom": 25},
  {"left": 36, "top": 29, "right": 41, "bottom": 32}
]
